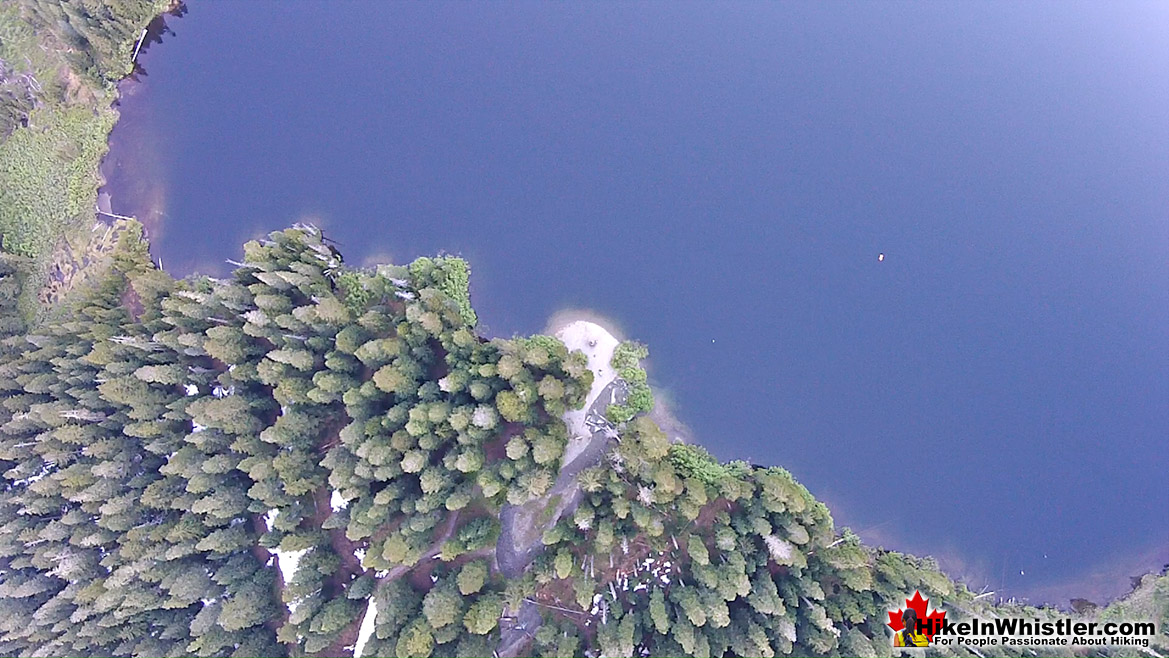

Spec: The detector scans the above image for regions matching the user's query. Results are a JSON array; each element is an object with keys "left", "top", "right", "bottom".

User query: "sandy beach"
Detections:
[
  {"left": 553, "top": 318, "right": 620, "bottom": 464},
  {"left": 547, "top": 308, "right": 695, "bottom": 449}
]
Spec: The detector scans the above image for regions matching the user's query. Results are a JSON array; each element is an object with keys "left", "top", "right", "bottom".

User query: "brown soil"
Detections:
[
  {"left": 119, "top": 281, "right": 144, "bottom": 320},
  {"left": 484, "top": 421, "right": 525, "bottom": 461}
]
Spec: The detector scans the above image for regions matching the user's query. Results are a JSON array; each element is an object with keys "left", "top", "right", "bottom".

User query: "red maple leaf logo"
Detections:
[{"left": 887, "top": 590, "right": 947, "bottom": 641}]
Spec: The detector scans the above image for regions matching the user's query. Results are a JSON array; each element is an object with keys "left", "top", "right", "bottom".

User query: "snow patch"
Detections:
[
  {"left": 330, "top": 490, "right": 347, "bottom": 512},
  {"left": 274, "top": 546, "right": 306, "bottom": 585},
  {"left": 352, "top": 596, "right": 378, "bottom": 658},
  {"left": 184, "top": 384, "right": 199, "bottom": 396},
  {"left": 274, "top": 546, "right": 309, "bottom": 613},
  {"left": 264, "top": 509, "right": 278, "bottom": 532},
  {"left": 18, "top": 465, "right": 50, "bottom": 486}
]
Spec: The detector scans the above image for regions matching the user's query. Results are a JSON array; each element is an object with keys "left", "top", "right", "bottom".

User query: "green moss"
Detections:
[{"left": 538, "top": 493, "right": 563, "bottom": 526}]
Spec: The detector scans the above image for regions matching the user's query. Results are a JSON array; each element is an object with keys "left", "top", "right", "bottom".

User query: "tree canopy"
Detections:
[
  {"left": 0, "top": 224, "right": 1159, "bottom": 658},
  {"left": 0, "top": 3, "right": 1163, "bottom": 655}
]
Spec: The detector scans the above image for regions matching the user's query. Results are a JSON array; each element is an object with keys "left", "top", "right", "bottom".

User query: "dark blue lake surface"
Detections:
[{"left": 105, "top": 1, "right": 1169, "bottom": 603}]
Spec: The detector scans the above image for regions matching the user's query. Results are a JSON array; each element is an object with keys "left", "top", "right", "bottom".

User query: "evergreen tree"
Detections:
[{"left": 0, "top": 224, "right": 1148, "bottom": 657}]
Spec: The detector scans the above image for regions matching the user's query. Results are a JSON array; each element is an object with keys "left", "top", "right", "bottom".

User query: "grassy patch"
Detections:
[
  {"left": 0, "top": 3, "right": 66, "bottom": 96},
  {"left": 0, "top": 103, "right": 116, "bottom": 258},
  {"left": 0, "top": 102, "right": 116, "bottom": 323},
  {"left": 539, "top": 493, "right": 564, "bottom": 526},
  {"left": 0, "top": 0, "right": 168, "bottom": 328},
  {"left": 11, "top": 0, "right": 171, "bottom": 85}
]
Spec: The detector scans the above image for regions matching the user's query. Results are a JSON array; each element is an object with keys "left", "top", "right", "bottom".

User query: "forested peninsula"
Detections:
[{"left": 0, "top": 2, "right": 1164, "bottom": 657}]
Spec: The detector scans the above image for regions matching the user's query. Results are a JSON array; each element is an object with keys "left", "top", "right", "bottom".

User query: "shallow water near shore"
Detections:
[
  {"left": 103, "top": 1, "right": 1169, "bottom": 604},
  {"left": 546, "top": 308, "right": 696, "bottom": 447}
]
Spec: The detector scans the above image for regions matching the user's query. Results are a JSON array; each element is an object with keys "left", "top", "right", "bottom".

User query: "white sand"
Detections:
[{"left": 555, "top": 320, "right": 620, "bottom": 464}]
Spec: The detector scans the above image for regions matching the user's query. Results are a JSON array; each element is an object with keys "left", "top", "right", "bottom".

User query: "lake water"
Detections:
[{"left": 104, "top": 1, "right": 1169, "bottom": 604}]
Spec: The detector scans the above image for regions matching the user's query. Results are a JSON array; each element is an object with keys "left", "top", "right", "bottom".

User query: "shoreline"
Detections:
[
  {"left": 80, "top": 14, "right": 1169, "bottom": 614},
  {"left": 541, "top": 309, "right": 1166, "bottom": 609},
  {"left": 543, "top": 307, "right": 627, "bottom": 342},
  {"left": 646, "top": 390, "right": 697, "bottom": 445},
  {"left": 551, "top": 318, "right": 620, "bottom": 465},
  {"left": 3, "top": 1, "right": 1165, "bottom": 651},
  {"left": 546, "top": 308, "right": 696, "bottom": 446}
]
